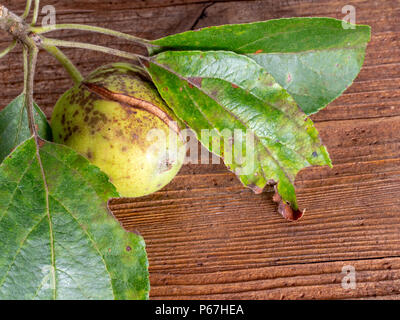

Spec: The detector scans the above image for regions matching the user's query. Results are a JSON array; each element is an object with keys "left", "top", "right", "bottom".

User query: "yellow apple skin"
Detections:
[{"left": 51, "top": 63, "right": 185, "bottom": 197}]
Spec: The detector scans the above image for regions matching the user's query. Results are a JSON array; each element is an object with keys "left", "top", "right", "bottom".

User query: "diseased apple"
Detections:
[{"left": 51, "top": 63, "right": 185, "bottom": 197}]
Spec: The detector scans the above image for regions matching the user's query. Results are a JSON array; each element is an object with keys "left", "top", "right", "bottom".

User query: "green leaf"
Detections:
[
  {"left": 0, "top": 138, "right": 149, "bottom": 300},
  {"left": 145, "top": 50, "right": 331, "bottom": 211},
  {"left": 0, "top": 94, "right": 52, "bottom": 163},
  {"left": 149, "top": 17, "right": 371, "bottom": 114}
]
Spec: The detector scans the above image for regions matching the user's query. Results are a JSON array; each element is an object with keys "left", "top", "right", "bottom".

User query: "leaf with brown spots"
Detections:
[{"left": 145, "top": 50, "right": 331, "bottom": 215}]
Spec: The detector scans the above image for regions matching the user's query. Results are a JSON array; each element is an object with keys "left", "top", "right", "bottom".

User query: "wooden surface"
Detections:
[{"left": 1, "top": 0, "right": 400, "bottom": 300}]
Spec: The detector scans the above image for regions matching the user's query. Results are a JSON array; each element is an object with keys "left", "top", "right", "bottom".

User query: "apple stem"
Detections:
[{"left": 42, "top": 44, "right": 84, "bottom": 84}]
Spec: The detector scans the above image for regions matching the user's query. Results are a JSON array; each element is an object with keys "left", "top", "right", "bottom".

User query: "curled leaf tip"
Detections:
[
  {"left": 277, "top": 202, "right": 304, "bottom": 221},
  {"left": 272, "top": 186, "right": 304, "bottom": 221}
]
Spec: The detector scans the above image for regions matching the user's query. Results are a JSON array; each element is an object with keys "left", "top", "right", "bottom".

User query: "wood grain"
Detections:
[{"left": 1, "top": 0, "right": 400, "bottom": 300}]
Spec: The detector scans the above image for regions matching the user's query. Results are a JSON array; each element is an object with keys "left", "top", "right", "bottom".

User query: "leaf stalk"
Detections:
[
  {"left": 41, "top": 37, "right": 147, "bottom": 63},
  {"left": 30, "top": 23, "right": 154, "bottom": 48},
  {"left": 24, "top": 45, "right": 39, "bottom": 136},
  {"left": 21, "top": 0, "right": 32, "bottom": 19},
  {"left": 0, "top": 40, "right": 17, "bottom": 59},
  {"left": 31, "top": 0, "right": 40, "bottom": 25}
]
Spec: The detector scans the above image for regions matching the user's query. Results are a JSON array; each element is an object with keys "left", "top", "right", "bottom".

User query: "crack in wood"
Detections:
[{"left": 190, "top": 2, "right": 215, "bottom": 30}]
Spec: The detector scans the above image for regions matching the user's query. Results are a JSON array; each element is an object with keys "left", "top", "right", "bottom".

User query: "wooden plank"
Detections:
[
  {"left": 1, "top": 0, "right": 399, "bottom": 299},
  {"left": 111, "top": 155, "right": 400, "bottom": 273},
  {"left": 151, "top": 257, "right": 400, "bottom": 299},
  {"left": 3, "top": 0, "right": 226, "bottom": 12}
]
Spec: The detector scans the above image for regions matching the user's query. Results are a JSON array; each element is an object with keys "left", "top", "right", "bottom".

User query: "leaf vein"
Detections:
[
  {"left": 48, "top": 194, "right": 115, "bottom": 299},
  {"left": 0, "top": 154, "right": 36, "bottom": 225},
  {"left": 182, "top": 77, "right": 295, "bottom": 185},
  {"left": 0, "top": 213, "right": 47, "bottom": 289}
]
